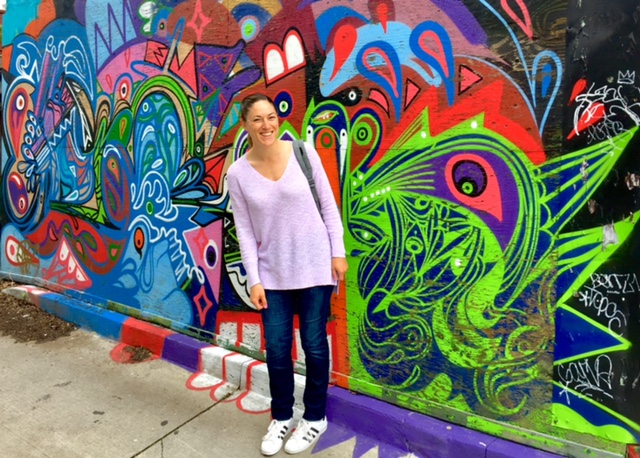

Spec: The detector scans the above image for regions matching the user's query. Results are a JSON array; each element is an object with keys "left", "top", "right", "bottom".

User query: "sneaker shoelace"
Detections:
[
  {"left": 291, "top": 419, "right": 321, "bottom": 444},
  {"left": 263, "top": 419, "right": 290, "bottom": 441}
]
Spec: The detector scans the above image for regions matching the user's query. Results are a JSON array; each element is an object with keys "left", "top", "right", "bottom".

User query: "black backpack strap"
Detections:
[{"left": 293, "top": 140, "right": 323, "bottom": 219}]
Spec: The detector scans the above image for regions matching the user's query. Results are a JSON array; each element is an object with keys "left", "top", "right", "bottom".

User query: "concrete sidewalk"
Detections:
[
  {"left": 0, "top": 329, "right": 362, "bottom": 458},
  {"left": 1, "top": 284, "right": 595, "bottom": 458}
]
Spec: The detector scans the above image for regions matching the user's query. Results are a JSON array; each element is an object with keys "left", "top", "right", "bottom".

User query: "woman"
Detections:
[{"left": 226, "top": 93, "right": 348, "bottom": 456}]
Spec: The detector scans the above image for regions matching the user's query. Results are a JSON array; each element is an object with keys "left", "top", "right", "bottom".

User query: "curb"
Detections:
[{"left": 3, "top": 284, "right": 565, "bottom": 458}]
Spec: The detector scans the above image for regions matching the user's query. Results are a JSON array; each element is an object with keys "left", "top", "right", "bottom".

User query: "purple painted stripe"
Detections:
[
  {"left": 327, "top": 386, "right": 410, "bottom": 453},
  {"left": 487, "top": 438, "right": 564, "bottom": 458},
  {"left": 429, "top": 0, "right": 488, "bottom": 45},
  {"left": 404, "top": 411, "right": 488, "bottom": 458},
  {"left": 162, "top": 333, "right": 211, "bottom": 373},
  {"left": 326, "top": 386, "right": 564, "bottom": 458}
]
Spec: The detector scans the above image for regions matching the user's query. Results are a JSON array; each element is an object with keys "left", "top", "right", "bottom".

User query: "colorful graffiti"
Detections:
[
  {"left": 2, "top": 0, "right": 640, "bottom": 452},
  {"left": 551, "top": 0, "right": 640, "bottom": 446}
]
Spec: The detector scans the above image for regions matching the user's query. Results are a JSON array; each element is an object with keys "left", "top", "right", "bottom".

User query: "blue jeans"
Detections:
[{"left": 262, "top": 285, "right": 333, "bottom": 422}]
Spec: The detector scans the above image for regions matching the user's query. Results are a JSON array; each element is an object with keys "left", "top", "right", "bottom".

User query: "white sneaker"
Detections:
[
  {"left": 284, "top": 417, "right": 328, "bottom": 454},
  {"left": 261, "top": 418, "right": 295, "bottom": 456}
]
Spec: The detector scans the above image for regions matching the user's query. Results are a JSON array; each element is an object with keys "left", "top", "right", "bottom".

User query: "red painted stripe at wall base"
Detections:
[{"left": 121, "top": 318, "right": 174, "bottom": 356}]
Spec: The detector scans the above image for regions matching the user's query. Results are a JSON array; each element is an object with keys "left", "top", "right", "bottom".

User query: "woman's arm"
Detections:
[{"left": 226, "top": 170, "right": 261, "bottom": 289}]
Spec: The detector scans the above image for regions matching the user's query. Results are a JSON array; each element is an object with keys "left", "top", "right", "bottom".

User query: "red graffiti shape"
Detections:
[
  {"left": 568, "top": 102, "right": 605, "bottom": 140},
  {"left": 331, "top": 23, "right": 358, "bottom": 82}
]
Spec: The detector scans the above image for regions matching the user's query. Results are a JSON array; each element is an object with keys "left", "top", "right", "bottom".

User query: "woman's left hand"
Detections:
[{"left": 332, "top": 257, "right": 348, "bottom": 281}]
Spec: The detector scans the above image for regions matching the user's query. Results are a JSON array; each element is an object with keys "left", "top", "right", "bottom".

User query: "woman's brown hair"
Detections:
[{"left": 240, "top": 93, "right": 276, "bottom": 121}]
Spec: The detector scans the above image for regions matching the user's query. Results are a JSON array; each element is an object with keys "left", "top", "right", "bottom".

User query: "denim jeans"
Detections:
[{"left": 262, "top": 285, "right": 333, "bottom": 422}]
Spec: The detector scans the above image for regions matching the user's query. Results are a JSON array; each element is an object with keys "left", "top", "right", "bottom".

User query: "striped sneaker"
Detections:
[
  {"left": 261, "top": 418, "right": 294, "bottom": 456},
  {"left": 284, "top": 417, "right": 328, "bottom": 454}
]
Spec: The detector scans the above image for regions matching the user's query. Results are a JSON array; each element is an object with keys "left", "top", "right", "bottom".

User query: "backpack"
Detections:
[{"left": 292, "top": 140, "right": 323, "bottom": 219}]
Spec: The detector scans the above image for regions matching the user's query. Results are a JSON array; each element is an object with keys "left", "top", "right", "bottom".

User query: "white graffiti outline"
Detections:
[{"left": 557, "top": 355, "right": 614, "bottom": 403}]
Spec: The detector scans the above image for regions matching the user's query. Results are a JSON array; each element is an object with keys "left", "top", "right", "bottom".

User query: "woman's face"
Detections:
[{"left": 243, "top": 100, "right": 280, "bottom": 148}]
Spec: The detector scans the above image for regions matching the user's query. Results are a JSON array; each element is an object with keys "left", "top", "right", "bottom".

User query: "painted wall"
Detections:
[
  {"left": 555, "top": 0, "right": 640, "bottom": 448},
  {"left": 1, "top": 0, "right": 639, "bottom": 453}
]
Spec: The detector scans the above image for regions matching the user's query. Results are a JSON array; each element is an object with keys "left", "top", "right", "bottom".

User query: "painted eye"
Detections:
[
  {"left": 340, "top": 128, "right": 348, "bottom": 144},
  {"left": 114, "top": 75, "right": 133, "bottom": 101},
  {"left": 452, "top": 160, "right": 487, "bottom": 197},
  {"left": 60, "top": 242, "right": 70, "bottom": 261},
  {"left": 350, "top": 220, "right": 383, "bottom": 244},
  {"left": 274, "top": 91, "right": 293, "bottom": 118},
  {"left": 239, "top": 16, "right": 259, "bottom": 42},
  {"left": 445, "top": 153, "right": 503, "bottom": 222},
  {"left": 8, "top": 173, "right": 29, "bottom": 216},
  {"left": 16, "top": 94, "right": 25, "bottom": 111},
  {"left": 134, "top": 227, "right": 145, "bottom": 253},
  {"left": 335, "top": 86, "right": 362, "bottom": 106},
  {"left": 204, "top": 242, "right": 218, "bottom": 269},
  {"left": 316, "top": 127, "right": 336, "bottom": 150},
  {"left": 354, "top": 122, "right": 372, "bottom": 145}
]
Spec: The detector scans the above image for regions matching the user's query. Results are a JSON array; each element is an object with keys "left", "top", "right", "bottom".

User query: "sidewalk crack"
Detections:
[{"left": 129, "top": 391, "right": 237, "bottom": 457}]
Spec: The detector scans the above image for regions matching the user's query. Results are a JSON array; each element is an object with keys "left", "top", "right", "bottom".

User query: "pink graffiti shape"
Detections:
[
  {"left": 568, "top": 102, "right": 605, "bottom": 140},
  {"left": 331, "top": 23, "right": 358, "bottom": 81},
  {"left": 363, "top": 48, "right": 399, "bottom": 98},
  {"left": 501, "top": 0, "right": 533, "bottom": 40},
  {"left": 187, "top": 0, "right": 212, "bottom": 42},
  {"left": 8, "top": 87, "right": 30, "bottom": 157},
  {"left": 369, "top": 88, "right": 390, "bottom": 113},
  {"left": 418, "top": 30, "right": 449, "bottom": 78},
  {"left": 459, "top": 64, "right": 483, "bottom": 94},
  {"left": 404, "top": 80, "right": 420, "bottom": 108}
]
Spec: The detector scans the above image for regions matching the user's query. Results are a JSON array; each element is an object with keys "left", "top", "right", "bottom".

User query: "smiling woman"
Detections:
[{"left": 226, "top": 93, "right": 348, "bottom": 456}]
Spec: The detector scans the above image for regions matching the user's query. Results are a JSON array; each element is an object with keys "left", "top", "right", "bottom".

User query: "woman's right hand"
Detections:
[{"left": 250, "top": 284, "right": 268, "bottom": 310}]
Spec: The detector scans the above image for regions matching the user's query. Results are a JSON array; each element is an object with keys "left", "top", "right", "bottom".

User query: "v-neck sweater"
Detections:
[{"left": 226, "top": 142, "right": 346, "bottom": 290}]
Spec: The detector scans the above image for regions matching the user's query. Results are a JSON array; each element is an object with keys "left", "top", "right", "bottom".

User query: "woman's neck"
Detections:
[{"left": 249, "top": 140, "right": 286, "bottom": 163}]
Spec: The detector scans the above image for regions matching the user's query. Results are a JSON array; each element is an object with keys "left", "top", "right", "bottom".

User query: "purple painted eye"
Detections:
[
  {"left": 8, "top": 172, "right": 29, "bottom": 216},
  {"left": 204, "top": 242, "right": 218, "bottom": 269}
]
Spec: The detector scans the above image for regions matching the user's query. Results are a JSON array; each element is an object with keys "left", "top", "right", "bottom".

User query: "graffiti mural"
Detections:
[
  {"left": 553, "top": 0, "right": 640, "bottom": 446},
  {"left": 2, "top": 0, "right": 639, "bottom": 452}
]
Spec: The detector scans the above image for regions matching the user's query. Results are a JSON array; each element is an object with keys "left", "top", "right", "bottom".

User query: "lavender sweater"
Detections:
[{"left": 226, "top": 142, "right": 346, "bottom": 290}]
